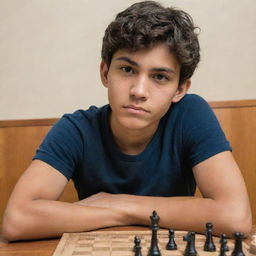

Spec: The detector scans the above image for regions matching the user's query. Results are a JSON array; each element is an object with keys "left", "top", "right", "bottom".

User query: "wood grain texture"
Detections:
[
  {"left": 0, "top": 118, "right": 59, "bottom": 127},
  {"left": 196, "top": 101, "right": 256, "bottom": 226},
  {"left": 0, "top": 124, "right": 78, "bottom": 222},
  {"left": 209, "top": 99, "right": 256, "bottom": 109},
  {"left": 0, "top": 99, "right": 255, "bottom": 225},
  {"left": 0, "top": 125, "right": 51, "bottom": 221},
  {"left": 0, "top": 233, "right": 58, "bottom": 256},
  {"left": 212, "top": 105, "right": 256, "bottom": 225}
]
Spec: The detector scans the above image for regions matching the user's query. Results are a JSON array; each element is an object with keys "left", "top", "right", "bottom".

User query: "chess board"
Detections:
[
  {"left": 52, "top": 230, "right": 251, "bottom": 256},
  {"left": 251, "top": 233, "right": 256, "bottom": 254}
]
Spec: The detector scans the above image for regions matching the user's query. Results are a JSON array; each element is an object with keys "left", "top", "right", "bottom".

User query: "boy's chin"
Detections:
[{"left": 119, "top": 118, "right": 156, "bottom": 131}]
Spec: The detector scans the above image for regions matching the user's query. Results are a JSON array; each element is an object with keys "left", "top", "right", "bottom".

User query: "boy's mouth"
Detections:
[{"left": 123, "top": 105, "right": 149, "bottom": 113}]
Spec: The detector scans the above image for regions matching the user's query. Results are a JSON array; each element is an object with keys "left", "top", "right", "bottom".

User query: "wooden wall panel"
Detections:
[
  {"left": 0, "top": 122, "right": 78, "bottom": 222},
  {"left": 212, "top": 106, "right": 256, "bottom": 225},
  {"left": 0, "top": 99, "right": 255, "bottom": 225},
  {"left": 195, "top": 102, "right": 256, "bottom": 224},
  {"left": 0, "top": 125, "right": 50, "bottom": 221}
]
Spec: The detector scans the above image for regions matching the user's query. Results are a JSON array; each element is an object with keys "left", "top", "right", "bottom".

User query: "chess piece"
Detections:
[
  {"left": 204, "top": 222, "right": 216, "bottom": 251},
  {"left": 166, "top": 229, "right": 177, "bottom": 250},
  {"left": 219, "top": 245, "right": 227, "bottom": 256},
  {"left": 219, "top": 234, "right": 228, "bottom": 256},
  {"left": 219, "top": 234, "right": 229, "bottom": 251},
  {"left": 148, "top": 211, "right": 161, "bottom": 256},
  {"left": 231, "top": 232, "right": 245, "bottom": 256},
  {"left": 134, "top": 236, "right": 143, "bottom": 256},
  {"left": 183, "top": 231, "right": 197, "bottom": 256}
]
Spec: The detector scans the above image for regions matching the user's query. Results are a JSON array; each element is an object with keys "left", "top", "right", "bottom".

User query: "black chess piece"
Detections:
[
  {"left": 134, "top": 236, "right": 143, "bottom": 256},
  {"left": 148, "top": 211, "right": 161, "bottom": 256},
  {"left": 166, "top": 229, "right": 177, "bottom": 250},
  {"left": 219, "top": 234, "right": 229, "bottom": 251},
  {"left": 231, "top": 232, "right": 245, "bottom": 256},
  {"left": 219, "top": 234, "right": 228, "bottom": 256},
  {"left": 204, "top": 222, "right": 216, "bottom": 251},
  {"left": 183, "top": 231, "right": 197, "bottom": 256}
]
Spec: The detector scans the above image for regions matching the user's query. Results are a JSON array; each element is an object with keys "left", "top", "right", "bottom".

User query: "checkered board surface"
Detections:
[
  {"left": 251, "top": 233, "right": 256, "bottom": 254},
  {"left": 52, "top": 230, "right": 251, "bottom": 256}
]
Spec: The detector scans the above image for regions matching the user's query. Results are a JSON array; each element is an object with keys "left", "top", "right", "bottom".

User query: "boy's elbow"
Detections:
[
  {"left": 223, "top": 206, "right": 252, "bottom": 237},
  {"left": 2, "top": 222, "right": 18, "bottom": 242},
  {"left": 231, "top": 211, "right": 252, "bottom": 237},
  {"left": 2, "top": 211, "right": 26, "bottom": 242}
]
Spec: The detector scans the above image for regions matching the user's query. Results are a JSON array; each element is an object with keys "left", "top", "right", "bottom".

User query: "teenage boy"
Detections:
[{"left": 2, "top": 1, "right": 251, "bottom": 241}]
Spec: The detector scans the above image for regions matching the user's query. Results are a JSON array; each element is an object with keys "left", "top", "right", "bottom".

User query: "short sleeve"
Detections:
[
  {"left": 182, "top": 95, "right": 231, "bottom": 167},
  {"left": 33, "top": 114, "right": 83, "bottom": 180}
]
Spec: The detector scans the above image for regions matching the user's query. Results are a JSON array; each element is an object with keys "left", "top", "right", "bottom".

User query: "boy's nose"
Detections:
[{"left": 130, "top": 76, "right": 149, "bottom": 100}]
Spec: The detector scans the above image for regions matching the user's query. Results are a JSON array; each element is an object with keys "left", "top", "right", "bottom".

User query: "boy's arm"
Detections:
[
  {"left": 76, "top": 151, "right": 252, "bottom": 237},
  {"left": 2, "top": 160, "right": 126, "bottom": 241}
]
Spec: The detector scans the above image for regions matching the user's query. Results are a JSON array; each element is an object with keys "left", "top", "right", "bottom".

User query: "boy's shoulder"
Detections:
[
  {"left": 166, "top": 94, "right": 214, "bottom": 128},
  {"left": 174, "top": 93, "right": 210, "bottom": 112},
  {"left": 52, "top": 105, "right": 110, "bottom": 134},
  {"left": 61, "top": 105, "right": 109, "bottom": 123},
  {"left": 180, "top": 93, "right": 208, "bottom": 105}
]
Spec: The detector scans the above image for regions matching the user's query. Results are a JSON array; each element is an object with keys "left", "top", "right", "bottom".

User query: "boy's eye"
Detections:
[
  {"left": 120, "top": 66, "right": 133, "bottom": 73},
  {"left": 153, "top": 74, "right": 169, "bottom": 81}
]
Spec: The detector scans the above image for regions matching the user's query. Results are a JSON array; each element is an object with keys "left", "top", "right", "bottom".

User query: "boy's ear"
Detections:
[
  {"left": 172, "top": 79, "right": 191, "bottom": 103},
  {"left": 100, "top": 61, "right": 109, "bottom": 88}
]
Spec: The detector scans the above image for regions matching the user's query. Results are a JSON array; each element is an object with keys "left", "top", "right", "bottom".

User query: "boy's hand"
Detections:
[
  {"left": 74, "top": 192, "right": 140, "bottom": 226},
  {"left": 74, "top": 192, "right": 151, "bottom": 226},
  {"left": 74, "top": 192, "right": 128, "bottom": 210}
]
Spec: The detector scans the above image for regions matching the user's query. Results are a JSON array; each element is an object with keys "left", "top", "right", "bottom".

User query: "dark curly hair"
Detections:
[{"left": 101, "top": 1, "right": 200, "bottom": 85}]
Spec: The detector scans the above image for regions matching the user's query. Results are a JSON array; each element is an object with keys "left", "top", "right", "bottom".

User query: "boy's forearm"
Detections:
[
  {"left": 121, "top": 195, "right": 216, "bottom": 230},
  {"left": 96, "top": 193, "right": 251, "bottom": 237},
  {"left": 3, "top": 193, "right": 251, "bottom": 241},
  {"left": 3, "top": 199, "right": 125, "bottom": 241},
  {"left": 127, "top": 196, "right": 251, "bottom": 236}
]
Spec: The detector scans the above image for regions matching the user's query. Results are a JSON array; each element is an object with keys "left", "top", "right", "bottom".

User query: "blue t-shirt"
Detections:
[{"left": 34, "top": 94, "right": 231, "bottom": 199}]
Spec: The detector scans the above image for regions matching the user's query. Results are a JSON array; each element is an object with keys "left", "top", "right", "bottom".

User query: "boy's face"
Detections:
[{"left": 100, "top": 43, "right": 190, "bottom": 132}]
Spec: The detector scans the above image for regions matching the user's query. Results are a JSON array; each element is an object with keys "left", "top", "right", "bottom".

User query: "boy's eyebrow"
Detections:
[
  {"left": 151, "top": 67, "right": 176, "bottom": 75},
  {"left": 115, "top": 56, "right": 176, "bottom": 74},
  {"left": 116, "top": 56, "right": 139, "bottom": 67}
]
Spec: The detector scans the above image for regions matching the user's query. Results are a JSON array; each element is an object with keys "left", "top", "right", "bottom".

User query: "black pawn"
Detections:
[
  {"left": 204, "top": 222, "right": 216, "bottom": 251},
  {"left": 148, "top": 211, "right": 161, "bottom": 256},
  {"left": 134, "top": 236, "right": 143, "bottom": 256},
  {"left": 219, "top": 234, "right": 229, "bottom": 251},
  {"left": 166, "top": 229, "right": 177, "bottom": 250},
  {"left": 219, "top": 235, "right": 228, "bottom": 256},
  {"left": 231, "top": 232, "right": 245, "bottom": 256},
  {"left": 183, "top": 231, "right": 197, "bottom": 256}
]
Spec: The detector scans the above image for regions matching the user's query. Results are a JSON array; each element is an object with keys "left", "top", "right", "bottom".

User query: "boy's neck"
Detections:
[{"left": 109, "top": 114, "right": 159, "bottom": 155}]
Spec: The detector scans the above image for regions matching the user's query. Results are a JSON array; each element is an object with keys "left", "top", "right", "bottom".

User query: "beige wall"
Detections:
[{"left": 0, "top": 0, "right": 256, "bottom": 120}]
